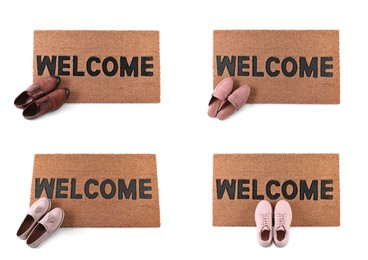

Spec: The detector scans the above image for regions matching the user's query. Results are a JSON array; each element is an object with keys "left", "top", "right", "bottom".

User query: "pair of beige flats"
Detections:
[{"left": 16, "top": 198, "right": 64, "bottom": 248}]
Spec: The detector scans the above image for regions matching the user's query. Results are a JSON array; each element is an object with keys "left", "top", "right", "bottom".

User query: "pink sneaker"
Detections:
[
  {"left": 255, "top": 200, "right": 273, "bottom": 247},
  {"left": 274, "top": 200, "right": 292, "bottom": 247}
]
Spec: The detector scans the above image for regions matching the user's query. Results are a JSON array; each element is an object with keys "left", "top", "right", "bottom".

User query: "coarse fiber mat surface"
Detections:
[
  {"left": 213, "top": 30, "right": 340, "bottom": 104},
  {"left": 34, "top": 30, "right": 160, "bottom": 103},
  {"left": 213, "top": 154, "right": 340, "bottom": 226},
  {"left": 30, "top": 154, "right": 160, "bottom": 227}
]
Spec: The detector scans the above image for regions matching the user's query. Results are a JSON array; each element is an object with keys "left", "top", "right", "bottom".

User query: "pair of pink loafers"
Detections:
[
  {"left": 255, "top": 200, "right": 292, "bottom": 247},
  {"left": 16, "top": 198, "right": 64, "bottom": 248},
  {"left": 208, "top": 77, "right": 251, "bottom": 120}
]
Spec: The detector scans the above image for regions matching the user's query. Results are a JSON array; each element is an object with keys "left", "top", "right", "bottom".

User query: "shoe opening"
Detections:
[
  {"left": 23, "top": 103, "right": 40, "bottom": 117},
  {"left": 26, "top": 223, "right": 46, "bottom": 245},
  {"left": 261, "top": 230, "right": 270, "bottom": 241},
  {"left": 277, "top": 230, "right": 286, "bottom": 241},
  {"left": 14, "top": 92, "right": 32, "bottom": 107},
  {"left": 17, "top": 215, "right": 35, "bottom": 236}
]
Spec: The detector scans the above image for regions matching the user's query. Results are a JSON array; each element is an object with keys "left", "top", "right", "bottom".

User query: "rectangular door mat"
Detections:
[
  {"left": 213, "top": 154, "right": 340, "bottom": 226},
  {"left": 33, "top": 30, "right": 160, "bottom": 103},
  {"left": 213, "top": 30, "right": 340, "bottom": 104},
  {"left": 30, "top": 154, "right": 160, "bottom": 227}
]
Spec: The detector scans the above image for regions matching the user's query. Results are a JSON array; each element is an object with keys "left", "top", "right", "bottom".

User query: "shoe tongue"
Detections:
[
  {"left": 276, "top": 225, "right": 286, "bottom": 232},
  {"left": 262, "top": 226, "right": 270, "bottom": 232}
]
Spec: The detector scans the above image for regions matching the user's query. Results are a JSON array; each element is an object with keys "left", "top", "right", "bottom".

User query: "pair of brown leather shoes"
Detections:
[{"left": 14, "top": 76, "right": 70, "bottom": 120}]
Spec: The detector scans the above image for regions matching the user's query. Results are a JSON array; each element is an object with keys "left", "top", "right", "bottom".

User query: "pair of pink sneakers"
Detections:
[
  {"left": 255, "top": 200, "right": 292, "bottom": 247},
  {"left": 208, "top": 77, "right": 251, "bottom": 120},
  {"left": 16, "top": 198, "right": 65, "bottom": 248}
]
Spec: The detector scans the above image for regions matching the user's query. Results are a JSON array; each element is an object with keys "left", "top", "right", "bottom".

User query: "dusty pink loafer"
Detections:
[
  {"left": 16, "top": 198, "right": 51, "bottom": 240},
  {"left": 217, "top": 85, "right": 250, "bottom": 120},
  {"left": 26, "top": 208, "right": 65, "bottom": 248},
  {"left": 208, "top": 77, "right": 234, "bottom": 117}
]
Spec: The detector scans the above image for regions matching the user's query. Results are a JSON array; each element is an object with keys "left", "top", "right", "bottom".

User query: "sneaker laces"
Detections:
[
  {"left": 259, "top": 212, "right": 271, "bottom": 231},
  {"left": 30, "top": 86, "right": 43, "bottom": 97},
  {"left": 39, "top": 99, "right": 52, "bottom": 109},
  {"left": 276, "top": 212, "right": 287, "bottom": 231}
]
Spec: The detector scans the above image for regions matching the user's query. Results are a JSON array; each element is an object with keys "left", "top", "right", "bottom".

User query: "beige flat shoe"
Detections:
[
  {"left": 16, "top": 198, "right": 51, "bottom": 240},
  {"left": 26, "top": 208, "right": 65, "bottom": 248}
]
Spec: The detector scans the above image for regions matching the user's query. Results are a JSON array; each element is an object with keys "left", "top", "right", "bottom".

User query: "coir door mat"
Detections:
[
  {"left": 30, "top": 154, "right": 160, "bottom": 227},
  {"left": 213, "top": 154, "right": 340, "bottom": 226},
  {"left": 213, "top": 30, "right": 340, "bottom": 104},
  {"left": 33, "top": 30, "right": 160, "bottom": 103}
]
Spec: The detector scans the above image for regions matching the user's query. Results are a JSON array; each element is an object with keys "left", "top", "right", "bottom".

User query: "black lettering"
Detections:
[
  {"left": 55, "top": 178, "right": 68, "bottom": 199},
  {"left": 266, "top": 180, "right": 280, "bottom": 200},
  {"left": 141, "top": 56, "right": 153, "bottom": 77},
  {"left": 73, "top": 56, "right": 85, "bottom": 76},
  {"left": 282, "top": 180, "right": 298, "bottom": 200},
  {"left": 35, "top": 178, "right": 55, "bottom": 199},
  {"left": 252, "top": 179, "right": 264, "bottom": 200},
  {"left": 102, "top": 57, "right": 118, "bottom": 77},
  {"left": 299, "top": 180, "right": 318, "bottom": 200},
  {"left": 86, "top": 57, "right": 101, "bottom": 76},
  {"left": 58, "top": 56, "right": 70, "bottom": 76},
  {"left": 265, "top": 57, "right": 280, "bottom": 77},
  {"left": 252, "top": 56, "right": 264, "bottom": 77},
  {"left": 71, "top": 178, "right": 82, "bottom": 199},
  {"left": 139, "top": 179, "right": 152, "bottom": 199},
  {"left": 85, "top": 179, "right": 98, "bottom": 199},
  {"left": 118, "top": 179, "right": 137, "bottom": 200},
  {"left": 321, "top": 179, "right": 333, "bottom": 200},
  {"left": 100, "top": 179, "right": 116, "bottom": 199},
  {"left": 321, "top": 57, "right": 333, "bottom": 77},
  {"left": 281, "top": 57, "right": 297, "bottom": 77},
  {"left": 238, "top": 179, "right": 250, "bottom": 199},
  {"left": 120, "top": 57, "right": 138, "bottom": 77},
  {"left": 216, "top": 179, "right": 236, "bottom": 200},
  {"left": 299, "top": 57, "right": 318, "bottom": 78},
  {"left": 37, "top": 55, "right": 56, "bottom": 76},
  {"left": 216, "top": 56, "right": 236, "bottom": 76},
  {"left": 238, "top": 56, "right": 250, "bottom": 76}
]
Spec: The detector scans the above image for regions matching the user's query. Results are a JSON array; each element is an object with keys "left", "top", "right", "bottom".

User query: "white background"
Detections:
[{"left": 0, "top": 0, "right": 367, "bottom": 258}]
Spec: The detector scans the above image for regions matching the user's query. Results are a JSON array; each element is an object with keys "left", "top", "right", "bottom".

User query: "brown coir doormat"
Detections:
[
  {"left": 30, "top": 154, "right": 160, "bottom": 227},
  {"left": 33, "top": 30, "right": 160, "bottom": 103},
  {"left": 213, "top": 154, "right": 340, "bottom": 226},
  {"left": 213, "top": 30, "right": 340, "bottom": 104}
]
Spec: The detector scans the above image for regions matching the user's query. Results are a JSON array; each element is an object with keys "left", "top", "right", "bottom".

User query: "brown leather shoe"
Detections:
[
  {"left": 14, "top": 76, "right": 61, "bottom": 109},
  {"left": 23, "top": 88, "right": 70, "bottom": 120},
  {"left": 26, "top": 208, "right": 65, "bottom": 248}
]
